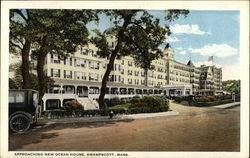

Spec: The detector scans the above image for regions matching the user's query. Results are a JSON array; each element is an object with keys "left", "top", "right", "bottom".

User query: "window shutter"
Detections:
[{"left": 51, "top": 69, "right": 53, "bottom": 77}]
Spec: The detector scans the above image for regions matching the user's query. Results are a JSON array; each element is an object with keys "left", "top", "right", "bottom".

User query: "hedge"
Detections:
[
  {"left": 190, "top": 99, "right": 240, "bottom": 107},
  {"left": 41, "top": 96, "right": 170, "bottom": 118},
  {"left": 174, "top": 95, "right": 240, "bottom": 107}
]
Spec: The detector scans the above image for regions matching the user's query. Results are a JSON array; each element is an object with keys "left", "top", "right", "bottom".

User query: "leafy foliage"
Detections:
[
  {"left": 222, "top": 80, "right": 240, "bottom": 94},
  {"left": 9, "top": 62, "right": 54, "bottom": 91},
  {"left": 91, "top": 10, "right": 189, "bottom": 108}
]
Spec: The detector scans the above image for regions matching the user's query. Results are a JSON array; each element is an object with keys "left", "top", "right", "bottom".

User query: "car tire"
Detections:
[{"left": 9, "top": 114, "right": 31, "bottom": 133}]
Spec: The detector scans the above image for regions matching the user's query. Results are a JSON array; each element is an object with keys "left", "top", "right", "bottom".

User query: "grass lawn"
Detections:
[{"left": 109, "top": 103, "right": 131, "bottom": 110}]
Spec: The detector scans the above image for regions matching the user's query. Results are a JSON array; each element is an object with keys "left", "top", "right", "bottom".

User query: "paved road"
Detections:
[{"left": 9, "top": 103, "right": 240, "bottom": 151}]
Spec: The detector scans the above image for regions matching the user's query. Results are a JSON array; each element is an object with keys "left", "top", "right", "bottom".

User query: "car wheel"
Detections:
[{"left": 9, "top": 114, "right": 31, "bottom": 133}]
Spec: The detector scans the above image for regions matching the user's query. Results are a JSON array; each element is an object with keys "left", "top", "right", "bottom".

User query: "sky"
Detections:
[{"left": 88, "top": 10, "right": 240, "bottom": 81}]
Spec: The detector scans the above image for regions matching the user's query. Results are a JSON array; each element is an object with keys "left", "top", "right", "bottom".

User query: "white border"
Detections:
[{"left": 1, "top": 1, "right": 249, "bottom": 158}]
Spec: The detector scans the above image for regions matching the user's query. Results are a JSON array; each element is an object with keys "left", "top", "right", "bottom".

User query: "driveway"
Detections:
[{"left": 9, "top": 102, "right": 240, "bottom": 151}]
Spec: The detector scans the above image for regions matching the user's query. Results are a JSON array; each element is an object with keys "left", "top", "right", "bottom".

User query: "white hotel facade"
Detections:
[{"left": 40, "top": 37, "right": 222, "bottom": 110}]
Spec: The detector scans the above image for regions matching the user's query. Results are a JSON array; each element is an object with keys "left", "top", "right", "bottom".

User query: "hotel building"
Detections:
[{"left": 39, "top": 37, "right": 222, "bottom": 110}]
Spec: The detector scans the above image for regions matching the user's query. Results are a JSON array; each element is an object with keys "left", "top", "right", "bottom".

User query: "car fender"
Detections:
[{"left": 9, "top": 111, "right": 32, "bottom": 122}]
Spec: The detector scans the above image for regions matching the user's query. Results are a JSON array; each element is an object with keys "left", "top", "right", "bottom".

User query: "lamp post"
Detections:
[{"left": 232, "top": 92, "right": 235, "bottom": 102}]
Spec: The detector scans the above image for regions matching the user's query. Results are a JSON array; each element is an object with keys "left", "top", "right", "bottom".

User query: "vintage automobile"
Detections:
[{"left": 9, "top": 89, "right": 41, "bottom": 133}]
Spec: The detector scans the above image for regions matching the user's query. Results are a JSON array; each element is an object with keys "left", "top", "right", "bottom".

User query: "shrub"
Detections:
[
  {"left": 138, "top": 96, "right": 165, "bottom": 108},
  {"left": 207, "top": 96, "right": 216, "bottom": 101},
  {"left": 132, "top": 102, "right": 148, "bottom": 107},
  {"left": 63, "top": 100, "right": 83, "bottom": 110},
  {"left": 130, "top": 97, "right": 141, "bottom": 104},
  {"left": 198, "top": 97, "right": 210, "bottom": 102}
]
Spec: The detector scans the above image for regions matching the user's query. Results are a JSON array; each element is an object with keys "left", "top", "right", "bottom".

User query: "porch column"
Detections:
[
  {"left": 60, "top": 83, "right": 63, "bottom": 94},
  {"left": 183, "top": 87, "right": 186, "bottom": 96},
  {"left": 118, "top": 87, "right": 120, "bottom": 95},
  {"left": 74, "top": 85, "right": 77, "bottom": 94}
]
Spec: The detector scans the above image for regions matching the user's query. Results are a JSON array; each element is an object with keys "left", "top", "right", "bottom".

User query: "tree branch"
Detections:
[
  {"left": 10, "top": 41, "right": 23, "bottom": 50},
  {"left": 13, "top": 9, "right": 28, "bottom": 23},
  {"left": 16, "top": 37, "right": 24, "bottom": 46},
  {"left": 129, "top": 21, "right": 148, "bottom": 36}
]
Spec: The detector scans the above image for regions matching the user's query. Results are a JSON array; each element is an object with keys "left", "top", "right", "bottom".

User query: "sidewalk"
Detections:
[
  {"left": 210, "top": 101, "right": 240, "bottom": 109},
  {"left": 39, "top": 110, "right": 179, "bottom": 125}
]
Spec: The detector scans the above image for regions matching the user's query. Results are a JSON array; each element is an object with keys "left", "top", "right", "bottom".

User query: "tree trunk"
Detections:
[
  {"left": 37, "top": 50, "right": 47, "bottom": 103},
  {"left": 144, "top": 68, "right": 148, "bottom": 87},
  {"left": 21, "top": 39, "right": 31, "bottom": 89},
  {"left": 98, "top": 52, "right": 118, "bottom": 109},
  {"left": 98, "top": 13, "right": 135, "bottom": 109}
]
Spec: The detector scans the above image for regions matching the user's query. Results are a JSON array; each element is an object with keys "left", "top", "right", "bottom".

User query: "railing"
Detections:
[{"left": 43, "top": 93, "right": 77, "bottom": 100}]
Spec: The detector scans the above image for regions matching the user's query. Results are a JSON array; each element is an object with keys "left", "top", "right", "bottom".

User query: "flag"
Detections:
[{"left": 208, "top": 56, "right": 213, "bottom": 62}]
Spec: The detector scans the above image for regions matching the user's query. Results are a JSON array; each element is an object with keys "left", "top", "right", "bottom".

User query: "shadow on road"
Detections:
[{"left": 9, "top": 118, "right": 134, "bottom": 151}]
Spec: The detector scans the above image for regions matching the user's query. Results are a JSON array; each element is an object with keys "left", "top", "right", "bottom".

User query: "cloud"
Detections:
[
  {"left": 170, "top": 24, "right": 210, "bottom": 35},
  {"left": 176, "top": 47, "right": 183, "bottom": 50},
  {"left": 165, "top": 37, "right": 180, "bottom": 43},
  {"left": 179, "top": 50, "right": 186, "bottom": 55},
  {"left": 222, "top": 65, "right": 241, "bottom": 81},
  {"left": 193, "top": 61, "right": 222, "bottom": 68},
  {"left": 190, "top": 44, "right": 238, "bottom": 57}
]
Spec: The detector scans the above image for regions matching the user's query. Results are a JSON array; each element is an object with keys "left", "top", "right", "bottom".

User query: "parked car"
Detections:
[{"left": 9, "top": 89, "right": 41, "bottom": 133}]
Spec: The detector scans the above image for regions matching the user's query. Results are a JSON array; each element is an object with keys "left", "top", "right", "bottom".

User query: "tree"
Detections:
[
  {"left": 92, "top": 10, "right": 189, "bottom": 109},
  {"left": 10, "top": 9, "right": 33, "bottom": 89},
  {"left": 9, "top": 62, "right": 54, "bottom": 91},
  {"left": 10, "top": 9, "right": 98, "bottom": 101},
  {"left": 17, "top": 9, "right": 98, "bottom": 101},
  {"left": 222, "top": 80, "right": 240, "bottom": 94}
]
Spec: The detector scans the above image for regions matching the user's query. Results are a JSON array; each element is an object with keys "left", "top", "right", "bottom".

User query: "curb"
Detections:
[
  {"left": 210, "top": 102, "right": 240, "bottom": 109},
  {"left": 39, "top": 111, "right": 179, "bottom": 125}
]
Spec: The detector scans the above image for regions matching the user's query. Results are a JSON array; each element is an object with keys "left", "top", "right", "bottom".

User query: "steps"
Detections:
[{"left": 76, "top": 97, "right": 99, "bottom": 110}]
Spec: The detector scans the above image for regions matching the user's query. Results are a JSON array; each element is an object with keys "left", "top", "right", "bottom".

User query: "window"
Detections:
[
  {"left": 128, "top": 70, "right": 133, "bottom": 75},
  {"left": 108, "top": 75, "right": 121, "bottom": 82},
  {"left": 51, "top": 69, "right": 60, "bottom": 77},
  {"left": 46, "top": 99, "right": 60, "bottom": 110},
  {"left": 134, "top": 71, "right": 139, "bottom": 76},
  {"left": 51, "top": 54, "right": 60, "bottom": 64},
  {"left": 141, "top": 80, "right": 145, "bottom": 85},
  {"left": 89, "top": 73, "right": 98, "bottom": 81},
  {"left": 128, "top": 61, "right": 133, "bottom": 66},
  {"left": 9, "top": 91, "right": 25, "bottom": 103},
  {"left": 76, "top": 72, "right": 81, "bottom": 80},
  {"left": 89, "top": 61, "right": 99, "bottom": 69},
  {"left": 33, "top": 92, "right": 38, "bottom": 106},
  {"left": 135, "top": 79, "right": 139, "bottom": 85},
  {"left": 64, "top": 57, "right": 72, "bottom": 66},
  {"left": 114, "top": 64, "right": 121, "bottom": 71},
  {"left": 158, "top": 75, "right": 163, "bottom": 79},
  {"left": 141, "top": 72, "right": 145, "bottom": 77},
  {"left": 149, "top": 80, "right": 154, "bottom": 86},
  {"left": 108, "top": 42, "right": 114, "bottom": 48},
  {"left": 128, "top": 78, "right": 133, "bottom": 84},
  {"left": 81, "top": 48, "right": 88, "bottom": 55},
  {"left": 64, "top": 70, "right": 72, "bottom": 79},
  {"left": 91, "top": 50, "right": 98, "bottom": 57}
]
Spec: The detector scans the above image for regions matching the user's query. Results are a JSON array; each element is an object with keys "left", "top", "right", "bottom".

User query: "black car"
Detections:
[{"left": 9, "top": 89, "right": 41, "bottom": 133}]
